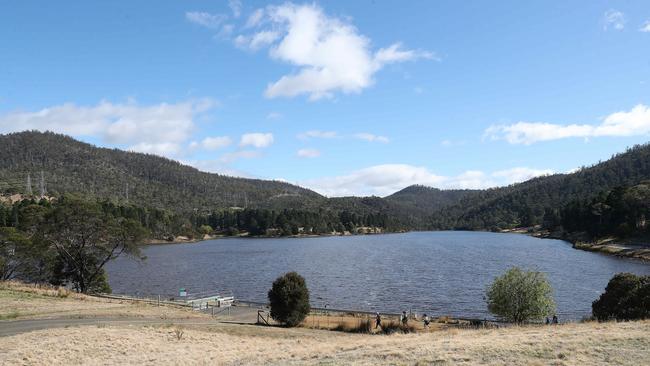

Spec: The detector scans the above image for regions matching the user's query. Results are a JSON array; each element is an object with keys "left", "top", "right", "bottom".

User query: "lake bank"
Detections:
[
  {"left": 509, "top": 227, "right": 650, "bottom": 262},
  {"left": 142, "top": 227, "right": 403, "bottom": 245}
]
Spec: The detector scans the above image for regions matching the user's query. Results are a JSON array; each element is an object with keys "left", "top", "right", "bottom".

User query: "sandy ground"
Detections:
[{"left": 1, "top": 281, "right": 649, "bottom": 365}]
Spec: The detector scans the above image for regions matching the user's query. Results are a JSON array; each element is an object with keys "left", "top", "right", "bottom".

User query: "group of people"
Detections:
[
  {"left": 374, "top": 311, "right": 431, "bottom": 330},
  {"left": 374, "top": 311, "right": 559, "bottom": 329},
  {"left": 545, "top": 315, "right": 559, "bottom": 324}
]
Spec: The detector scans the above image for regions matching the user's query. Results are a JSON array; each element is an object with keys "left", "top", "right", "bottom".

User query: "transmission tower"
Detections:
[
  {"left": 39, "top": 170, "right": 46, "bottom": 197},
  {"left": 26, "top": 173, "right": 33, "bottom": 196}
]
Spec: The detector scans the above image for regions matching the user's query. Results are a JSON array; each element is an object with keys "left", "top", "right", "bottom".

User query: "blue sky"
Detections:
[{"left": 1, "top": 1, "right": 650, "bottom": 196}]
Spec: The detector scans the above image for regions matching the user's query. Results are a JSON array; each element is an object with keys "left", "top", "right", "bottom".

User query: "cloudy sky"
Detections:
[{"left": 2, "top": 1, "right": 650, "bottom": 196}]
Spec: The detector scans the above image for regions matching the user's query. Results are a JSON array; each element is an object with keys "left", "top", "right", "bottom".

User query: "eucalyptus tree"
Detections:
[{"left": 40, "top": 195, "right": 146, "bottom": 293}]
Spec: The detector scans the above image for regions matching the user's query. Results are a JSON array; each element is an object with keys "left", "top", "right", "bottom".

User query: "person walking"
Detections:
[
  {"left": 401, "top": 311, "right": 408, "bottom": 326},
  {"left": 375, "top": 312, "right": 382, "bottom": 329},
  {"left": 423, "top": 313, "right": 430, "bottom": 329},
  {"left": 552, "top": 315, "right": 558, "bottom": 324}
]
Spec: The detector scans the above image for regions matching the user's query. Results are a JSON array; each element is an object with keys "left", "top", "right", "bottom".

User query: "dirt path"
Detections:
[{"left": 0, "top": 317, "right": 223, "bottom": 337}]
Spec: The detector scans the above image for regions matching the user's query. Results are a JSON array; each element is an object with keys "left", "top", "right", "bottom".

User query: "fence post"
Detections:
[{"left": 157, "top": 294, "right": 160, "bottom": 307}]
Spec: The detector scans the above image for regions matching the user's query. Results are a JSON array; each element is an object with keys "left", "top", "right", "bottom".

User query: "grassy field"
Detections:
[
  {"left": 0, "top": 281, "right": 204, "bottom": 321},
  {"left": 1, "top": 281, "right": 649, "bottom": 365}
]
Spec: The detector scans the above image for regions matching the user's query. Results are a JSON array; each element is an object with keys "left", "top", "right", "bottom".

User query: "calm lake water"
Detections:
[{"left": 106, "top": 231, "right": 650, "bottom": 320}]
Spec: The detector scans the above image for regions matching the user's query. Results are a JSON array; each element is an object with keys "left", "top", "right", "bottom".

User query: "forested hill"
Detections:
[
  {"left": 3, "top": 131, "right": 650, "bottom": 232},
  {"left": 386, "top": 185, "right": 479, "bottom": 214},
  {"left": 425, "top": 143, "right": 650, "bottom": 230},
  {"left": 0, "top": 131, "right": 326, "bottom": 212}
]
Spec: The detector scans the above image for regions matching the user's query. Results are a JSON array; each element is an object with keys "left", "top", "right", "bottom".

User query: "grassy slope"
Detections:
[{"left": 1, "top": 282, "right": 649, "bottom": 365}]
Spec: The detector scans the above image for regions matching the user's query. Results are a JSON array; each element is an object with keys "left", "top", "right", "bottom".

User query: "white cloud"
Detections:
[
  {"left": 235, "top": 30, "right": 281, "bottom": 50},
  {"left": 129, "top": 142, "right": 184, "bottom": 157},
  {"left": 374, "top": 42, "right": 438, "bottom": 64},
  {"left": 186, "top": 11, "right": 227, "bottom": 29},
  {"left": 266, "top": 111, "right": 283, "bottom": 120},
  {"left": 300, "top": 164, "right": 447, "bottom": 196},
  {"left": 485, "top": 104, "right": 650, "bottom": 144},
  {"left": 603, "top": 9, "right": 625, "bottom": 31},
  {"left": 229, "top": 0, "right": 242, "bottom": 18},
  {"left": 492, "top": 167, "right": 553, "bottom": 185},
  {"left": 234, "top": 3, "right": 434, "bottom": 100},
  {"left": 298, "top": 130, "right": 338, "bottom": 140},
  {"left": 246, "top": 8, "right": 264, "bottom": 28},
  {"left": 0, "top": 99, "right": 217, "bottom": 158},
  {"left": 240, "top": 132, "right": 274, "bottom": 148},
  {"left": 354, "top": 133, "right": 389, "bottom": 143},
  {"left": 299, "top": 164, "right": 554, "bottom": 197},
  {"left": 297, "top": 148, "right": 321, "bottom": 158},
  {"left": 198, "top": 136, "right": 232, "bottom": 150},
  {"left": 640, "top": 21, "right": 650, "bottom": 32},
  {"left": 182, "top": 158, "right": 253, "bottom": 177},
  {"left": 219, "top": 150, "right": 262, "bottom": 163}
]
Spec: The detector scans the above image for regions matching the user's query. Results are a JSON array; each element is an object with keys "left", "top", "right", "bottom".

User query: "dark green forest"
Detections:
[{"left": 560, "top": 182, "right": 650, "bottom": 240}]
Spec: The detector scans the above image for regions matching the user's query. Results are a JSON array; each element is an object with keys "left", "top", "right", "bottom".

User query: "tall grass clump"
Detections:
[
  {"left": 380, "top": 321, "right": 417, "bottom": 335},
  {"left": 333, "top": 318, "right": 373, "bottom": 333}
]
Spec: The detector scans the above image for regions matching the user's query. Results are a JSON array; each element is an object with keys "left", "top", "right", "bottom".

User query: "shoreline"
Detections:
[
  {"left": 143, "top": 228, "right": 650, "bottom": 262},
  {"left": 509, "top": 228, "right": 650, "bottom": 262},
  {"left": 142, "top": 229, "right": 406, "bottom": 246}
]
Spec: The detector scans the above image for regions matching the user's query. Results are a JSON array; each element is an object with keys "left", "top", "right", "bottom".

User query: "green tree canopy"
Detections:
[
  {"left": 592, "top": 273, "right": 650, "bottom": 321},
  {"left": 486, "top": 267, "right": 556, "bottom": 323},
  {"left": 40, "top": 195, "right": 147, "bottom": 293},
  {"left": 268, "top": 271, "right": 310, "bottom": 327}
]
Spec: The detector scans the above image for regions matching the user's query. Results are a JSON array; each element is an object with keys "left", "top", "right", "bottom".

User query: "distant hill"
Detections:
[
  {"left": 3, "top": 131, "right": 650, "bottom": 232},
  {"left": 423, "top": 143, "right": 650, "bottom": 230},
  {"left": 0, "top": 131, "right": 325, "bottom": 213},
  {"left": 0, "top": 131, "right": 424, "bottom": 228},
  {"left": 386, "top": 185, "right": 479, "bottom": 214}
]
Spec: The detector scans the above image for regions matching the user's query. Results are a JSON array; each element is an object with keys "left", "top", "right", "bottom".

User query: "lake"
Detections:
[{"left": 106, "top": 231, "right": 650, "bottom": 320}]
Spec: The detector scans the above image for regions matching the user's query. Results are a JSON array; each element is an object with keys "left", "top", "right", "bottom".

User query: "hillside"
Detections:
[
  {"left": 0, "top": 131, "right": 326, "bottom": 213},
  {"left": 3, "top": 131, "right": 650, "bottom": 233},
  {"left": 425, "top": 143, "right": 650, "bottom": 230},
  {"left": 0, "top": 131, "right": 421, "bottom": 229}
]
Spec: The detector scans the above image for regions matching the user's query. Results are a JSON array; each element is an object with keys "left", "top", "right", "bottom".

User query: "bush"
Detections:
[
  {"left": 333, "top": 318, "right": 372, "bottom": 333},
  {"left": 380, "top": 321, "right": 416, "bottom": 335},
  {"left": 592, "top": 273, "right": 650, "bottom": 321},
  {"left": 199, "top": 225, "right": 213, "bottom": 235},
  {"left": 486, "top": 267, "right": 556, "bottom": 323},
  {"left": 268, "top": 272, "right": 310, "bottom": 327}
]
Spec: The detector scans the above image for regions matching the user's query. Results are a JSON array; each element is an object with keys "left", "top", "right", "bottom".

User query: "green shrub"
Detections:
[
  {"left": 268, "top": 272, "right": 310, "bottom": 327},
  {"left": 592, "top": 273, "right": 649, "bottom": 321},
  {"left": 486, "top": 267, "right": 556, "bottom": 323}
]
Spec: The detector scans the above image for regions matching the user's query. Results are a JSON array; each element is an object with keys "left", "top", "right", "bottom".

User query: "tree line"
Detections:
[
  {"left": 558, "top": 182, "right": 650, "bottom": 240},
  {"left": 0, "top": 194, "right": 394, "bottom": 293}
]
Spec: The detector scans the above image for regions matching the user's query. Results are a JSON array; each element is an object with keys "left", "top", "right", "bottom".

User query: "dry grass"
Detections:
[
  {"left": 0, "top": 281, "right": 205, "bottom": 320},
  {"left": 1, "top": 281, "right": 649, "bottom": 365},
  {"left": 303, "top": 313, "right": 439, "bottom": 333},
  {"left": 1, "top": 319, "right": 648, "bottom": 365}
]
